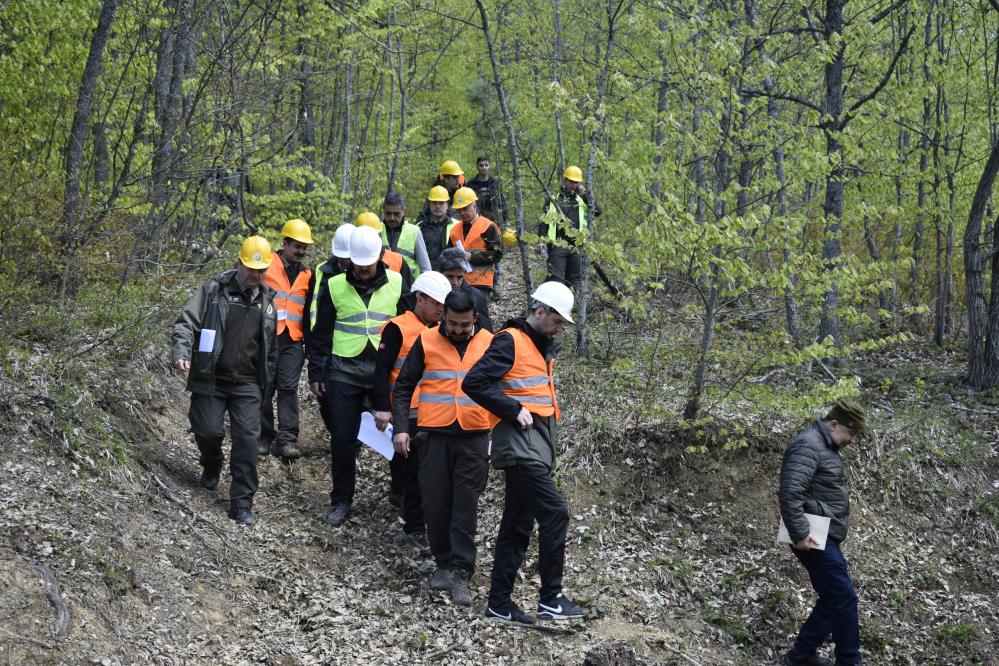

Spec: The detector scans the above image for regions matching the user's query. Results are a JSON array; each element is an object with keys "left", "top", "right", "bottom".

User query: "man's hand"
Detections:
[
  {"left": 309, "top": 382, "right": 325, "bottom": 398},
  {"left": 173, "top": 359, "right": 190, "bottom": 374},
  {"left": 793, "top": 534, "right": 820, "bottom": 551},
  {"left": 393, "top": 432, "right": 410, "bottom": 457},
  {"left": 516, "top": 407, "right": 534, "bottom": 430},
  {"left": 374, "top": 411, "right": 392, "bottom": 432}
]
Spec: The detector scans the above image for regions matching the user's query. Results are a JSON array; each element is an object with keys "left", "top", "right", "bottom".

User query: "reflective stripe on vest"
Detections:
[
  {"left": 328, "top": 271, "right": 402, "bottom": 358},
  {"left": 416, "top": 328, "right": 494, "bottom": 431},
  {"left": 382, "top": 310, "right": 426, "bottom": 410},
  {"left": 545, "top": 194, "right": 588, "bottom": 242},
  {"left": 489, "top": 327, "right": 560, "bottom": 427},
  {"left": 381, "top": 222, "right": 421, "bottom": 277},
  {"left": 264, "top": 254, "right": 312, "bottom": 341},
  {"left": 449, "top": 215, "right": 497, "bottom": 288}
]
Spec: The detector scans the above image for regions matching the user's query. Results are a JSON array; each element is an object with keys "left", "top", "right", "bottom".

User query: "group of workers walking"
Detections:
[
  {"left": 170, "top": 158, "right": 591, "bottom": 624},
  {"left": 169, "top": 156, "right": 867, "bottom": 661}
]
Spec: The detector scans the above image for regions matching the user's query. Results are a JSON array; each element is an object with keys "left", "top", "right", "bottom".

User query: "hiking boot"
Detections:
[
  {"left": 781, "top": 652, "right": 834, "bottom": 666},
  {"left": 199, "top": 469, "right": 220, "bottom": 490},
  {"left": 323, "top": 502, "right": 351, "bottom": 527},
  {"left": 450, "top": 570, "right": 472, "bottom": 606},
  {"left": 404, "top": 532, "right": 432, "bottom": 558},
  {"left": 228, "top": 507, "right": 255, "bottom": 526},
  {"left": 273, "top": 443, "right": 302, "bottom": 459},
  {"left": 485, "top": 602, "right": 536, "bottom": 625},
  {"left": 429, "top": 568, "right": 452, "bottom": 591},
  {"left": 537, "top": 592, "right": 587, "bottom": 620},
  {"left": 257, "top": 440, "right": 271, "bottom": 456}
]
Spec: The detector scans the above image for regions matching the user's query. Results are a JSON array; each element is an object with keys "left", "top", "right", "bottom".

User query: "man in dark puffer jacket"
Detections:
[{"left": 778, "top": 399, "right": 867, "bottom": 666}]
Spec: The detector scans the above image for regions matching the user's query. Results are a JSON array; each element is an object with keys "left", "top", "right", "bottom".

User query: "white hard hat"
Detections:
[
  {"left": 531, "top": 281, "right": 575, "bottom": 323},
  {"left": 349, "top": 226, "right": 383, "bottom": 266},
  {"left": 410, "top": 271, "right": 452, "bottom": 305},
  {"left": 332, "top": 223, "right": 356, "bottom": 258}
]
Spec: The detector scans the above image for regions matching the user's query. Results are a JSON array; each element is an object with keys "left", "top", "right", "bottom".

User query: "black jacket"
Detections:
[
  {"left": 778, "top": 421, "right": 851, "bottom": 543},
  {"left": 466, "top": 176, "right": 505, "bottom": 224},
  {"left": 171, "top": 269, "right": 278, "bottom": 395}
]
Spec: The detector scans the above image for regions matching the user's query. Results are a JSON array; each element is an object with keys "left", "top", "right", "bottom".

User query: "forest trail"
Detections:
[{"left": 0, "top": 248, "right": 996, "bottom": 664}]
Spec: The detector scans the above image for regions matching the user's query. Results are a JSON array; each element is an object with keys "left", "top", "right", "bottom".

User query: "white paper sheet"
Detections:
[
  {"left": 197, "top": 329, "right": 216, "bottom": 353},
  {"left": 358, "top": 412, "right": 394, "bottom": 461},
  {"left": 778, "top": 513, "right": 831, "bottom": 550}
]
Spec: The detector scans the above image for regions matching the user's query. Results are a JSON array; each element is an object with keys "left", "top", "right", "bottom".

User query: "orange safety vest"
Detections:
[
  {"left": 382, "top": 249, "right": 404, "bottom": 274},
  {"left": 263, "top": 253, "right": 312, "bottom": 341},
  {"left": 488, "top": 327, "right": 560, "bottom": 428},
  {"left": 382, "top": 310, "right": 427, "bottom": 410},
  {"left": 449, "top": 216, "right": 497, "bottom": 288},
  {"left": 416, "top": 327, "right": 494, "bottom": 431}
]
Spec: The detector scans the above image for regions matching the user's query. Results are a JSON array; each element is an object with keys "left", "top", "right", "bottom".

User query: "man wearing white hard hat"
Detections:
[
  {"left": 372, "top": 271, "right": 452, "bottom": 556},
  {"left": 392, "top": 289, "right": 494, "bottom": 607},
  {"left": 307, "top": 225, "right": 406, "bottom": 528},
  {"left": 463, "top": 281, "right": 588, "bottom": 624},
  {"left": 304, "top": 223, "right": 355, "bottom": 433}
]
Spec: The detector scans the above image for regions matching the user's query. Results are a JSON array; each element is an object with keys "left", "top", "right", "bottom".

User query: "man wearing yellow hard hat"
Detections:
[
  {"left": 537, "top": 165, "right": 601, "bottom": 289},
  {"left": 448, "top": 186, "right": 503, "bottom": 296},
  {"left": 171, "top": 236, "right": 279, "bottom": 526},
  {"left": 419, "top": 159, "right": 464, "bottom": 221},
  {"left": 259, "top": 219, "right": 314, "bottom": 460},
  {"left": 416, "top": 185, "right": 460, "bottom": 271}
]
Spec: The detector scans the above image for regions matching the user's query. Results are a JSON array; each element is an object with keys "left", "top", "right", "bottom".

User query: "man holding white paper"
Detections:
[
  {"left": 778, "top": 399, "right": 868, "bottom": 666},
  {"left": 171, "top": 236, "right": 278, "bottom": 526}
]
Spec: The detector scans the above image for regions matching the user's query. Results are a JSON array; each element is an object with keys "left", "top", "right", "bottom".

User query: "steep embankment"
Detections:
[{"left": 1, "top": 267, "right": 996, "bottom": 665}]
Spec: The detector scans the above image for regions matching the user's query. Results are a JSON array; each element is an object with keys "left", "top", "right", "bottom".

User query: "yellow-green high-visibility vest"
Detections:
[
  {"left": 381, "top": 221, "right": 422, "bottom": 277},
  {"left": 328, "top": 271, "right": 402, "bottom": 357},
  {"left": 545, "top": 194, "right": 588, "bottom": 242}
]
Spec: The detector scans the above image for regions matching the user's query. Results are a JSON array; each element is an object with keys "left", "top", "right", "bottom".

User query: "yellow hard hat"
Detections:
[
  {"left": 502, "top": 228, "right": 518, "bottom": 246},
  {"left": 564, "top": 165, "right": 583, "bottom": 182},
  {"left": 452, "top": 186, "right": 478, "bottom": 210},
  {"left": 439, "top": 160, "right": 464, "bottom": 177},
  {"left": 427, "top": 185, "right": 450, "bottom": 202},
  {"left": 280, "top": 218, "right": 314, "bottom": 244},
  {"left": 354, "top": 211, "right": 383, "bottom": 233},
  {"left": 239, "top": 236, "right": 273, "bottom": 270}
]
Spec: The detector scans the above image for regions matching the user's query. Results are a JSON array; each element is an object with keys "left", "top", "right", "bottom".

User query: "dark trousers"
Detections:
[
  {"left": 324, "top": 380, "right": 378, "bottom": 505},
  {"left": 487, "top": 461, "right": 569, "bottom": 606},
  {"left": 390, "top": 425, "right": 425, "bottom": 534},
  {"left": 188, "top": 382, "right": 262, "bottom": 510},
  {"left": 419, "top": 431, "right": 490, "bottom": 573},
  {"left": 546, "top": 246, "right": 582, "bottom": 289},
  {"left": 261, "top": 332, "right": 304, "bottom": 448},
  {"left": 791, "top": 540, "right": 861, "bottom": 665}
]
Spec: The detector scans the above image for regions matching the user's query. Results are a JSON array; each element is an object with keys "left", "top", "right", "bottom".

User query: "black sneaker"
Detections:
[
  {"left": 450, "top": 570, "right": 472, "bottom": 606},
  {"left": 273, "top": 443, "right": 302, "bottom": 459},
  {"left": 257, "top": 440, "right": 271, "bottom": 456},
  {"left": 199, "top": 469, "right": 220, "bottom": 490},
  {"left": 404, "top": 532, "right": 432, "bottom": 558},
  {"left": 485, "top": 602, "right": 536, "bottom": 625},
  {"left": 429, "top": 568, "right": 451, "bottom": 591},
  {"left": 324, "top": 502, "right": 351, "bottom": 527},
  {"left": 781, "top": 652, "right": 834, "bottom": 666},
  {"left": 537, "top": 593, "right": 587, "bottom": 620},
  {"left": 229, "top": 507, "right": 255, "bottom": 525}
]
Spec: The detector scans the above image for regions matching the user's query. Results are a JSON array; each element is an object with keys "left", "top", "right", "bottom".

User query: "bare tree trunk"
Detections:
[
  {"left": 577, "top": 0, "right": 627, "bottom": 355},
  {"left": 340, "top": 59, "right": 353, "bottom": 222},
  {"left": 475, "top": 0, "right": 533, "bottom": 303},
  {"left": 59, "top": 0, "right": 120, "bottom": 297},
  {"left": 964, "top": 137, "right": 999, "bottom": 388},
  {"left": 816, "top": 0, "right": 846, "bottom": 350},
  {"left": 551, "top": 0, "right": 567, "bottom": 170}
]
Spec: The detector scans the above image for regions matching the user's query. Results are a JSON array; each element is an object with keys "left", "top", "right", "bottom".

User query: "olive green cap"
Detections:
[{"left": 825, "top": 398, "right": 867, "bottom": 432}]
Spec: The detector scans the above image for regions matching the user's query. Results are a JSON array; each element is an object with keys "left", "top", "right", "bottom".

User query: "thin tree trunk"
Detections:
[
  {"left": 551, "top": 0, "right": 567, "bottom": 171},
  {"left": 475, "top": 0, "right": 533, "bottom": 303},
  {"left": 59, "top": 0, "right": 120, "bottom": 297},
  {"left": 964, "top": 137, "right": 999, "bottom": 388},
  {"left": 340, "top": 59, "right": 353, "bottom": 222}
]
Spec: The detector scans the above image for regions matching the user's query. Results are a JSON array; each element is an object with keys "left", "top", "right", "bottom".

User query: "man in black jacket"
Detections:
[
  {"left": 437, "top": 248, "right": 492, "bottom": 332},
  {"left": 463, "top": 281, "right": 588, "bottom": 626},
  {"left": 778, "top": 399, "right": 867, "bottom": 666},
  {"left": 171, "top": 236, "right": 278, "bottom": 526}
]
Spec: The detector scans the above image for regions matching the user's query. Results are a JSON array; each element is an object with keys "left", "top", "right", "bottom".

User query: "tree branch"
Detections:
[
  {"left": 741, "top": 88, "right": 824, "bottom": 114},
  {"left": 870, "top": 0, "right": 910, "bottom": 25},
  {"left": 844, "top": 25, "right": 915, "bottom": 124}
]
